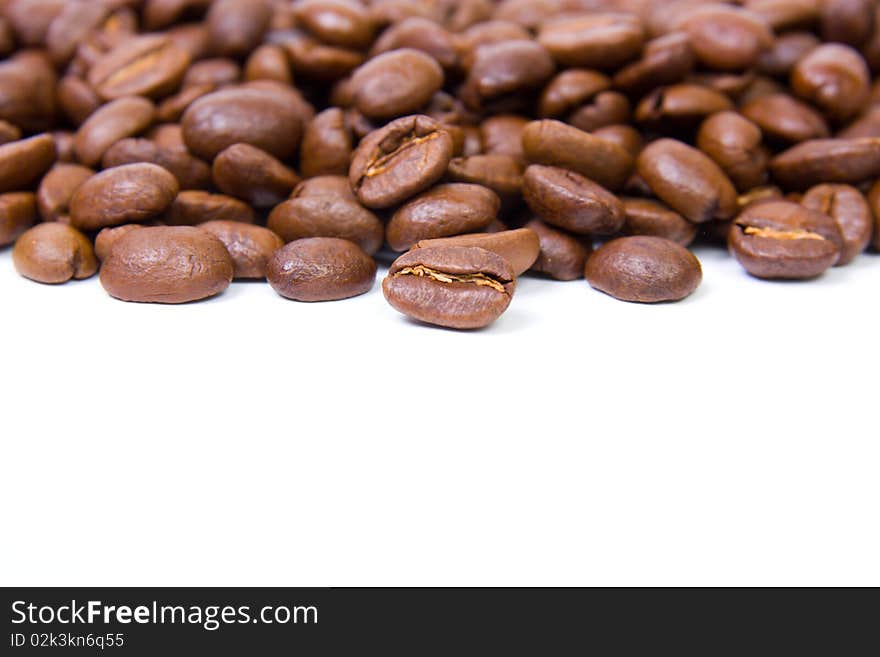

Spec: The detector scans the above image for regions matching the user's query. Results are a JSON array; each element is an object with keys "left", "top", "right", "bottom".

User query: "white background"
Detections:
[{"left": 1, "top": 243, "right": 878, "bottom": 586}]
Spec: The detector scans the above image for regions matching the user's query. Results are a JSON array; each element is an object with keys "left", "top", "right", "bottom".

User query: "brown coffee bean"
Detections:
[
  {"left": 522, "top": 119, "right": 633, "bottom": 191},
  {"left": 729, "top": 200, "right": 843, "bottom": 278},
  {"left": 369, "top": 16, "right": 456, "bottom": 70},
  {"left": 457, "top": 19, "right": 532, "bottom": 69},
  {"left": 447, "top": 154, "right": 524, "bottom": 204},
  {"left": 165, "top": 190, "right": 255, "bottom": 226},
  {"left": 801, "top": 184, "right": 872, "bottom": 265},
  {"left": 868, "top": 180, "right": 880, "bottom": 251},
  {"left": 94, "top": 224, "right": 144, "bottom": 261},
  {"left": 36, "top": 163, "right": 94, "bottom": 223},
  {"left": 524, "top": 218, "right": 591, "bottom": 281},
  {"left": 206, "top": 0, "right": 272, "bottom": 57},
  {"left": 383, "top": 245, "right": 515, "bottom": 329},
  {"left": 586, "top": 236, "right": 701, "bottom": 303},
  {"left": 480, "top": 114, "right": 528, "bottom": 160},
  {"left": 523, "top": 164, "right": 625, "bottom": 236},
  {"left": 183, "top": 58, "right": 240, "bottom": 89},
  {"left": 100, "top": 225, "right": 233, "bottom": 303},
  {"left": 771, "top": 138, "right": 880, "bottom": 189},
  {"left": 679, "top": 5, "right": 774, "bottom": 72},
  {"left": 198, "top": 220, "right": 283, "bottom": 279},
  {"left": 349, "top": 114, "right": 453, "bottom": 209},
  {"left": 568, "top": 91, "right": 631, "bottom": 132},
  {"left": 181, "top": 86, "right": 306, "bottom": 161},
  {"left": 45, "top": 0, "right": 109, "bottom": 65},
  {"left": 74, "top": 97, "right": 156, "bottom": 168},
  {"left": 744, "top": 0, "right": 820, "bottom": 32},
  {"left": 272, "top": 28, "right": 365, "bottom": 80},
  {"left": 267, "top": 237, "right": 376, "bottom": 302},
  {"left": 348, "top": 48, "right": 443, "bottom": 120},
  {"left": 69, "top": 163, "right": 179, "bottom": 231},
  {"left": 102, "top": 137, "right": 211, "bottom": 191},
  {"left": 462, "top": 39, "right": 554, "bottom": 110},
  {"left": 386, "top": 183, "right": 500, "bottom": 251},
  {"left": 697, "top": 111, "right": 768, "bottom": 192},
  {"left": 538, "top": 69, "right": 610, "bottom": 118},
  {"left": 413, "top": 228, "right": 540, "bottom": 276},
  {"left": 622, "top": 197, "right": 698, "bottom": 246},
  {"left": 837, "top": 106, "right": 880, "bottom": 139},
  {"left": 593, "top": 125, "right": 644, "bottom": 158},
  {"left": 637, "top": 138, "right": 738, "bottom": 223},
  {"left": 635, "top": 84, "right": 733, "bottom": 130},
  {"left": 156, "top": 83, "right": 215, "bottom": 123},
  {"left": 87, "top": 35, "right": 191, "bottom": 101},
  {"left": 267, "top": 195, "right": 383, "bottom": 255},
  {"left": 244, "top": 44, "right": 292, "bottom": 84},
  {"left": 791, "top": 44, "right": 870, "bottom": 123},
  {"left": 820, "top": 0, "right": 874, "bottom": 47},
  {"left": 293, "top": 0, "right": 375, "bottom": 49},
  {"left": 0, "top": 192, "right": 37, "bottom": 246},
  {"left": 538, "top": 13, "right": 643, "bottom": 70},
  {"left": 613, "top": 32, "right": 694, "bottom": 98},
  {"left": 212, "top": 143, "right": 299, "bottom": 208},
  {"left": 299, "top": 108, "right": 354, "bottom": 178},
  {"left": 143, "top": 0, "right": 210, "bottom": 31},
  {"left": 291, "top": 175, "right": 356, "bottom": 200},
  {"left": 57, "top": 76, "right": 102, "bottom": 127},
  {"left": 0, "top": 120, "right": 21, "bottom": 146},
  {"left": 757, "top": 31, "right": 819, "bottom": 78},
  {"left": 740, "top": 93, "right": 830, "bottom": 144},
  {"left": 3, "top": 0, "right": 65, "bottom": 47},
  {"left": 13, "top": 222, "right": 97, "bottom": 284},
  {"left": 0, "top": 134, "right": 56, "bottom": 193},
  {"left": 0, "top": 51, "right": 57, "bottom": 133}
]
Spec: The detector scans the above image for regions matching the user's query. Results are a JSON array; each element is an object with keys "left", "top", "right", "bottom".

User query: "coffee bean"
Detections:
[
  {"left": 613, "top": 32, "right": 694, "bottom": 97},
  {"left": 0, "top": 134, "right": 56, "bottom": 193},
  {"left": 522, "top": 119, "right": 633, "bottom": 191},
  {"left": 0, "top": 192, "right": 37, "bottom": 246},
  {"left": 94, "top": 224, "right": 144, "bottom": 261},
  {"left": 102, "top": 137, "right": 212, "bottom": 191},
  {"left": 45, "top": 0, "right": 108, "bottom": 66},
  {"left": 770, "top": 138, "right": 880, "bottom": 189},
  {"left": 568, "top": 91, "right": 631, "bottom": 132},
  {"left": 36, "top": 163, "right": 94, "bottom": 223},
  {"left": 199, "top": 220, "right": 284, "bottom": 279},
  {"left": 538, "top": 69, "right": 610, "bottom": 118},
  {"left": 206, "top": 0, "right": 272, "bottom": 57},
  {"left": 244, "top": 44, "right": 293, "bottom": 84},
  {"left": 838, "top": 106, "right": 880, "bottom": 139},
  {"left": 369, "top": 16, "right": 457, "bottom": 70},
  {"left": 88, "top": 35, "right": 191, "bottom": 101},
  {"left": 183, "top": 58, "right": 240, "bottom": 89},
  {"left": 413, "top": 228, "right": 540, "bottom": 276},
  {"left": 74, "top": 97, "right": 156, "bottom": 167},
  {"left": 349, "top": 114, "right": 453, "bottom": 208},
  {"left": 447, "top": 154, "right": 524, "bottom": 205},
  {"left": 586, "top": 236, "right": 702, "bottom": 303},
  {"left": 0, "top": 51, "right": 57, "bottom": 132},
  {"left": 165, "top": 190, "right": 255, "bottom": 226},
  {"left": 791, "top": 44, "right": 870, "bottom": 123},
  {"left": 157, "top": 83, "right": 215, "bottom": 123},
  {"left": 212, "top": 143, "right": 299, "bottom": 208},
  {"left": 299, "top": 107, "right": 353, "bottom": 177},
  {"left": 293, "top": 0, "right": 375, "bottom": 50},
  {"left": 635, "top": 84, "right": 734, "bottom": 130},
  {"left": 538, "top": 12, "right": 643, "bottom": 69},
  {"left": 593, "top": 125, "right": 644, "bottom": 158},
  {"left": 757, "top": 32, "right": 819, "bottom": 77},
  {"left": 462, "top": 39, "right": 554, "bottom": 111},
  {"left": 0, "top": 119, "right": 21, "bottom": 146},
  {"left": 740, "top": 93, "right": 830, "bottom": 144},
  {"left": 291, "top": 175, "right": 356, "bottom": 200},
  {"left": 386, "top": 183, "right": 500, "bottom": 251},
  {"left": 69, "top": 163, "right": 179, "bottom": 231},
  {"left": 272, "top": 28, "right": 364, "bottom": 80},
  {"left": 622, "top": 198, "right": 698, "bottom": 246},
  {"left": 697, "top": 111, "right": 768, "bottom": 192},
  {"left": 13, "top": 222, "right": 97, "bottom": 284},
  {"left": 267, "top": 237, "right": 376, "bottom": 302},
  {"left": 801, "top": 184, "right": 872, "bottom": 265},
  {"left": 678, "top": 5, "right": 774, "bottom": 72},
  {"left": 867, "top": 180, "right": 880, "bottom": 251},
  {"left": 383, "top": 246, "right": 515, "bottom": 329},
  {"left": 349, "top": 48, "right": 443, "bottom": 120},
  {"left": 820, "top": 0, "right": 875, "bottom": 47},
  {"left": 728, "top": 200, "right": 843, "bottom": 279},
  {"left": 480, "top": 114, "right": 528, "bottom": 160},
  {"left": 524, "top": 218, "right": 591, "bottom": 281},
  {"left": 637, "top": 139, "right": 738, "bottom": 223},
  {"left": 523, "top": 164, "right": 625, "bottom": 236},
  {"left": 57, "top": 76, "right": 102, "bottom": 127},
  {"left": 267, "top": 195, "right": 384, "bottom": 255},
  {"left": 100, "top": 226, "right": 233, "bottom": 303}
]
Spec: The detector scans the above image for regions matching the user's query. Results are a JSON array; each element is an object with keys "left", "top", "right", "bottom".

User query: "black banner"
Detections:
[{"left": 1, "top": 588, "right": 876, "bottom": 654}]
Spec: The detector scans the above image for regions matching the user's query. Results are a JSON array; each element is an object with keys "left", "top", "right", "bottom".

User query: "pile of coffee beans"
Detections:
[{"left": 2, "top": 0, "right": 880, "bottom": 329}]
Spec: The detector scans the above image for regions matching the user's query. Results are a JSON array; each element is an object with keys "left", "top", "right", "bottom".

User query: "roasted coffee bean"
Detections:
[
  {"left": 621, "top": 197, "right": 698, "bottom": 246},
  {"left": 69, "top": 163, "right": 179, "bottom": 231},
  {"left": 297, "top": 109, "right": 351, "bottom": 177},
  {"left": 456, "top": 19, "right": 532, "bottom": 69},
  {"left": 349, "top": 114, "right": 453, "bottom": 209},
  {"left": 538, "top": 69, "right": 610, "bottom": 118},
  {"left": 290, "top": 175, "right": 356, "bottom": 200},
  {"left": 637, "top": 139, "right": 738, "bottom": 223},
  {"left": 0, "top": 134, "right": 56, "bottom": 194},
  {"left": 743, "top": 0, "right": 820, "bottom": 32},
  {"left": 183, "top": 58, "right": 240, "bottom": 89},
  {"left": 142, "top": 0, "right": 210, "bottom": 31},
  {"left": 57, "top": 76, "right": 102, "bottom": 127},
  {"left": 838, "top": 106, "right": 880, "bottom": 139},
  {"left": 369, "top": 16, "right": 457, "bottom": 70},
  {"left": 0, "top": 192, "right": 37, "bottom": 246},
  {"left": 165, "top": 190, "right": 255, "bottom": 226},
  {"left": 182, "top": 86, "right": 307, "bottom": 161},
  {"left": 94, "top": 224, "right": 144, "bottom": 261},
  {"left": 156, "top": 83, "right": 215, "bottom": 123},
  {"left": 586, "top": 236, "right": 702, "bottom": 303},
  {"left": 413, "top": 228, "right": 540, "bottom": 277},
  {"left": 613, "top": 32, "right": 694, "bottom": 97},
  {"left": 771, "top": 138, "right": 880, "bottom": 189},
  {"left": 729, "top": 200, "right": 843, "bottom": 279},
  {"left": 524, "top": 218, "right": 591, "bottom": 281},
  {"left": 293, "top": 0, "right": 375, "bottom": 49},
  {"left": 383, "top": 246, "right": 515, "bottom": 329},
  {"left": 462, "top": 39, "right": 555, "bottom": 110},
  {"left": 820, "top": 0, "right": 875, "bottom": 47},
  {"left": 757, "top": 32, "right": 819, "bottom": 78},
  {"left": 0, "top": 120, "right": 21, "bottom": 146},
  {"left": 212, "top": 143, "right": 299, "bottom": 208},
  {"left": 868, "top": 180, "right": 880, "bottom": 251},
  {"left": 522, "top": 120, "right": 633, "bottom": 191},
  {"left": 791, "top": 44, "right": 870, "bottom": 123},
  {"left": 349, "top": 48, "right": 443, "bottom": 120},
  {"left": 100, "top": 226, "right": 233, "bottom": 303},
  {"left": 198, "top": 220, "right": 283, "bottom": 279},
  {"left": 593, "top": 125, "right": 644, "bottom": 158},
  {"left": 480, "top": 115, "right": 528, "bottom": 160},
  {"left": 386, "top": 183, "right": 500, "bottom": 251},
  {"left": 523, "top": 164, "right": 625, "bottom": 236},
  {"left": 102, "top": 137, "right": 211, "bottom": 191},
  {"left": 13, "top": 222, "right": 97, "bottom": 284},
  {"left": 447, "top": 154, "right": 524, "bottom": 204},
  {"left": 267, "top": 196, "right": 383, "bottom": 255},
  {"left": 0, "top": 51, "right": 58, "bottom": 133},
  {"left": 244, "top": 44, "right": 293, "bottom": 84},
  {"left": 206, "top": 0, "right": 272, "bottom": 57},
  {"left": 74, "top": 97, "right": 156, "bottom": 168},
  {"left": 267, "top": 237, "right": 376, "bottom": 302},
  {"left": 635, "top": 84, "right": 733, "bottom": 130},
  {"left": 678, "top": 5, "right": 774, "bottom": 72},
  {"left": 801, "top": 184, "right": 872, "bottom": 265},
  {"left": 36, "top": 164, "right": 94, "bottom": 223},
  {"left": 697, "top": 111, "right": 768, "bottom": 192},
  {"left": 538, "top": 13, "right": 643, "bottom": 70},
  {"left": 87, "top": 35, "right": 191, "bottom": 101},
  {"left": 740, "top": 93, "right": 829, "bottom": 144},
  {"left": 272, "top": 28, "right": 365, "bottom": 80},
  {"left": 45, "top": 0, "right": 109, "bottom": 65},
  {"left": 568, "top": 91, "right": 631, "bottom": 132}
]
